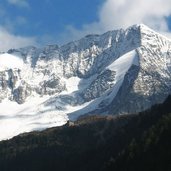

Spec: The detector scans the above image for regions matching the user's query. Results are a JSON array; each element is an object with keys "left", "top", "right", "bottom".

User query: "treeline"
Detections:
[{"left": 0, "top": 96, "right": 170, "bottom": 171}]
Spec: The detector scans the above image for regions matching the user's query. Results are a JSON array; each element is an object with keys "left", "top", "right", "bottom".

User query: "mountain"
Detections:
[
  {"left": 0, "top": 95, "right": 170, "bottom": 171},
  {"left": 0, "top": 24, "right": 171, "bottom": 140}
]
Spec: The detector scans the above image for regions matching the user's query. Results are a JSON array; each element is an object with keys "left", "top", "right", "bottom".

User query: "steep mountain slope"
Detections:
[
  {"left": 0, "top": 96, "right": 170, "bottom": 171},
  {"left": 109, "top": 24, "right": 171, "bottom": 114},
  {"left": 0, "top": 24, "right": 171, "bottom": 140}
]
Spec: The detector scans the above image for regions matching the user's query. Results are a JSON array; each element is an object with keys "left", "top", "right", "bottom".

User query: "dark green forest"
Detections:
[{"left": 0, "top": 96, "right": 171, "bottom": 171}]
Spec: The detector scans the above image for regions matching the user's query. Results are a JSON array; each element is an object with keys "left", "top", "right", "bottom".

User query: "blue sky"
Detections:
[
  {"left": 0, "top": 0, "right": 171, "bottom": 51},
  {"left": 0, "top": 0, "right": 102, "bottom": 40}
]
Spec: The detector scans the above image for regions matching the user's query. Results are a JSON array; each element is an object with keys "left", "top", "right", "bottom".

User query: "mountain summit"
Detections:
[{"left": 0, "top": 24, "right": 171, "bottom": 140}]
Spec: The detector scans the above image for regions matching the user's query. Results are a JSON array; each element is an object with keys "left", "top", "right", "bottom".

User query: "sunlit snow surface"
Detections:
[
  {"left": 0, "top": 50, "right": 138, "bottom": 140},
  {"left": 0, "top": 53, "right": 24, "bottom": 71}
]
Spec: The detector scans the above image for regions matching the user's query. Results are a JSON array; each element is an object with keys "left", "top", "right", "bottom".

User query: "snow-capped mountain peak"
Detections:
[{"left": 0, "top": 24, "right": 171, "bottom": 140}]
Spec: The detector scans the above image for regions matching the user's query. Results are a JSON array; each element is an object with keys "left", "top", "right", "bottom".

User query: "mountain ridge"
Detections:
[{"left": 0, "top": 24, "right": 171, "bottom": 140}]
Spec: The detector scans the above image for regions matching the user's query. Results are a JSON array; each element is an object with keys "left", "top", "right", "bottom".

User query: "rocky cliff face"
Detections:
[
  {"left": 0, "top": 24, "right": 171, "bottom": 140},
  {"left": 109, "top": 25, "right": 171, "bottom": 114}
]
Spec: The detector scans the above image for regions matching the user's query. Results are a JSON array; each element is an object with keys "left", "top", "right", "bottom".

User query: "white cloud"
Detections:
[
  {"left": 99, "top": 0, "right": 171, "bottom": 31},
  {"left": 0, "top": 3, "right": 35, "bottom": 51},
  {"left": 60, "top": 0, "right": 171, "bottom": 43},
  {"left": 7, "top": 0, "right": 29, "bottom": 8},
  {"left": 0, "top": 26, "right": 37, "bottom": 52}
]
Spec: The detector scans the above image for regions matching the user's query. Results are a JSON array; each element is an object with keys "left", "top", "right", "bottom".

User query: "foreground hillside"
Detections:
[{"left": 0, "top": 96, "right": 171, "bottom": 171}]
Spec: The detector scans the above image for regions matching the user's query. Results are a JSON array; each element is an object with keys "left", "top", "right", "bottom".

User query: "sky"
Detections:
[{"left": 0, "top": 0, "right": 171, "bottom": 51}]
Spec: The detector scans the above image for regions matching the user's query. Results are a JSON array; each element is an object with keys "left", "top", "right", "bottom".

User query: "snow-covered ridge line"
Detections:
[{"left": 140, "top": 24, "right": 171, "bottom": 42}]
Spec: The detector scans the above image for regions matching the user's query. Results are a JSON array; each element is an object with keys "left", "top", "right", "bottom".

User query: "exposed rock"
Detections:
[{"left": 13, "top": 84, "right": 32, "bottom": 104}]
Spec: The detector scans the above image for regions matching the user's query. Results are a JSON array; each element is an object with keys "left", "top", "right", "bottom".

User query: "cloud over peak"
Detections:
[
  {"left": 99, "top": 0, "right": 171, "bottom": 31},
  {"left": 0, "top": 27, "right": 36, "bottom": 52},
  {"left": 60, "top": 0, "right": 171, "bottom": 43}
]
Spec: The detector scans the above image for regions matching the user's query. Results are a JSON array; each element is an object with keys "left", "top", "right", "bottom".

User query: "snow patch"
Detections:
[
  {"left": 107, "top": 50, "right": 139, "bottom": 73},
  {"left": 0, "top": 96, "right": 68, "bottom": 140},
  {"left": 63, "top": 77, "right": 81, "bottom": 93},
  {"left": 0, "top": 53, "right": 24, "bottom": 71}
]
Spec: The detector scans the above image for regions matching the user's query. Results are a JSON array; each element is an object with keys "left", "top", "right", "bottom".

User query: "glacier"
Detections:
[{"left": 0, "top": 24, "right": 171, "bottom": 140}]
